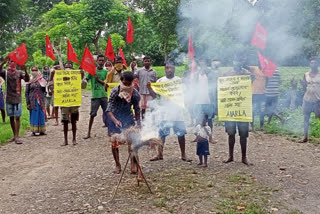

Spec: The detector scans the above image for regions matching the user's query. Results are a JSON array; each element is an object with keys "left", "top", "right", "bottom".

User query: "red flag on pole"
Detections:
[
  {"left": 46, "top": 35, "right": 56, "bottom": 61},
  {"left": 126, "top": 17, "right": 134, "bottom": 44},
  {"left": 81, "top": 46, "right": 96, "bottom": 76},
  {"left": 258, "top": 51, "right": 277, "bottom": 77},
  {"left": 67, "top": 40, "right": 79, "bottom": 64},
  {"left": 105, "top": 36, "right": 115, "bottom": 61},
  {"left": 8, "top": 43, "right": 28, "bottom": 66},
  {"left": 119, "top": 47, "right": 128, "bottom": 67},
  {"left": 251, "top": 22, "right": 267, "bottom": 50},
  {"left": 188, "top": 34, "right": 195, "bottom": 59},
  {"left": 188, "top": 34, "right": 196, "bottom": 73}
]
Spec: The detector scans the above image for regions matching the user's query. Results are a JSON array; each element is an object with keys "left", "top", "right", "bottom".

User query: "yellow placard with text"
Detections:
[
  {"left": 54, "top": 70, "right": 81, "bottom": 107},
  {"left": 151, "top": 79, "right": 184, "bottom": 108},
  {"left": 107, "top": 82, "right": 120, "bottom": 98},
  {"left": 218, "top": 75, "right": 252, "bottom": 122}
]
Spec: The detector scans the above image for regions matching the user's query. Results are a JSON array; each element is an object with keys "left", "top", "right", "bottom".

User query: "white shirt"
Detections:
[
  {"left": 195, "top": 73, "right": 211, "bottom": 104},
  {"left": 194, "top": 124, "right": 211, "bottom": 140},
  {"left": 156, "top": 76, "right": 185, "bottom": 121}
]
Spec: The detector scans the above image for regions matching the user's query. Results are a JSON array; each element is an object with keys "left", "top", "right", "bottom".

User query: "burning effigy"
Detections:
[
  {"left": 110, "top": 126, "right": 162, "bottom": 200},
  {"left": 110, "top": 126, "right": 162, "bottom": 155}
]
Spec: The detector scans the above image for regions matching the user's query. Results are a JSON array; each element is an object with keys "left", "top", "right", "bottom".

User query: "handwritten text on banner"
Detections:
[{"left": 218, "top": 75, "right": 252, "bottom": 122}]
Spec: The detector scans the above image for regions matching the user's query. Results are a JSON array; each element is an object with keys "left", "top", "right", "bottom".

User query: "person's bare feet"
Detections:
[
  {"left": 15, "top": 139, "right": 22, "bottom": 144},
  {"left": 298, "top": 138, "right": 308, "bottom": 143},
  {"left": 197, "top": 163, "right": 203, "bottom": 166},
  {"left": 113, "top": 165, "right": 121, "bottom": 174},
  {"left": 61, "top": 142, "right": 68, "bottom": 146},
  {"left": 181, "top": 157, "right": 192, "bottom": 162},
  {"left": 83, "top": 135, "right": 91, "bottom": 140},
  {"left": 242, "top": 158, "right": 252, "bottom": 165},
  {"left": 72, "top": 140, "right": 77, "bottom": 145},
  {"left": 53, "top": 122, "right": 59, "bottom": 126},
  {"left": 150, "top": 156, "right": 163, "bottom": 161},
  {"left": 223, "top": 157, "right": 233, "bottom": 163},
  {"left": 9, "top": 137, "right": 15, "bottom": 142},
  {"left": 202, "top": 164, "right": 208, "bottom": 168}
]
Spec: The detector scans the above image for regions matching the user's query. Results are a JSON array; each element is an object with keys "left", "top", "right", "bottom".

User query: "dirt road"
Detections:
[{"left": 0, "top": 91, "right": 319, "bottom": 214}]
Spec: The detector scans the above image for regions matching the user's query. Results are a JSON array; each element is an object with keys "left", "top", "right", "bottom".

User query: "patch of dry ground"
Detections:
[{"left": 0, "top": 91, "right": 319, "bottom": 214}]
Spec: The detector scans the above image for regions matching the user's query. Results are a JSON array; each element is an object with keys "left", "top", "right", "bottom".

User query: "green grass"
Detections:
[{"left": 0, "top": 87, "right": 30, "bottom": 144}]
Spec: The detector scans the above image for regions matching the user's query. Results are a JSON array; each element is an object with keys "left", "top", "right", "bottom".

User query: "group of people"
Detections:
[{"left": 0, "top": 52, "right": 319, "bottom": 174}]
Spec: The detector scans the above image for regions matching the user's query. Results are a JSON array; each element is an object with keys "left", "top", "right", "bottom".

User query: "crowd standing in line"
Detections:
[{"left": 0, "top": 53, "right": 319, "bottom": 172}]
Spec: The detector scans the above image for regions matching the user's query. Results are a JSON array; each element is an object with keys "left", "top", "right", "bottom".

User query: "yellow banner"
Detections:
[
  {"left": 54, "top": 70, "right": 82, "bottom": 107},
  {"left": 107, "top": 82, "right": 120, "bottom": 98},
  {"left": 151, "top": 79, "right": 184, "bottom": 108},
  {"left": 218, "top": 75, "right": 252, "bottom": 122}
]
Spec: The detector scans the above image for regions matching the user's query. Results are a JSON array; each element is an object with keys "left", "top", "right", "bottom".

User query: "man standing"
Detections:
[
  {"left": 0, "top": 56, "right": 30, "bottom": 144},
  {"left": 106, "top": 72, "right": 141, "bottom": 174},
  {"left": 223, "top": 53, "right": 253, "bottom": 165},
  {"left": 148, "top": 60, "right": 191, "bottom": 162},
  {"left": 136, "top": 56, "right": 157, "bottom": 120},
  {"left": 250, "top": 65, "right": 266, "bottom": 131},
  {"left": 49, "top": 65, "right": 61, "bottom": 126},
  {"left": 265, "top": 69, "right": 285, "bottom": 124},
  {"left": 193, "top": 60, "right": 214, "bottom": 142},
  {"left": 299, "top": 57, "right": 320, "bottom": 143},
  {"left": 59, "top": 62, "right": 84, "bottom": 146},
  {"left": 42, "top": 66, "right": 53, "bottom": 119},
  {"left": 83, "top": 55, "right": 109, "bottom": 139}
]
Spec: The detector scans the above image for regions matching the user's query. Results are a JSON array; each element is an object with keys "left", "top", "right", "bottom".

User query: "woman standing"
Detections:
[{"left": 25, "top": 66, "right": 47, "bottom": 135}]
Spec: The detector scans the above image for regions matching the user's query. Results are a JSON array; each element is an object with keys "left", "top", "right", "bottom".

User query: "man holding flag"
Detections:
[
  {"left": 0, "top": 55, "right": 30, "bottom": 144},
  {"left": 83, "top": 54, "right": 109, "bottom": 139}
]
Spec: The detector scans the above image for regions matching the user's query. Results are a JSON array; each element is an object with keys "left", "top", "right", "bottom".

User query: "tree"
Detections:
[{"left": 134, "top": 0, "right": 181, "bottom": 60}]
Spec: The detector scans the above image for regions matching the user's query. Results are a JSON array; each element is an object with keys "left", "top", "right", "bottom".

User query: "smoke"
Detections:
[{"left": 176, "top": 0, "right": 308, "bottom": 65}]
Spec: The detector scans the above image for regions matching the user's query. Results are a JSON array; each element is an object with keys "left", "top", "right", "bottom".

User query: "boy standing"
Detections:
[
  {"left": 136, "top": 56, "right": 157, "bottom": 120},
  {"left": 83, "top": 55, "right": 109, "bottom": 139}
]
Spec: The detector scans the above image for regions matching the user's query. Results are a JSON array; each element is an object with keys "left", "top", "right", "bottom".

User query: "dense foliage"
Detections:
[{"left": 1, "top": 0, "right": 320, "bottom": 66}]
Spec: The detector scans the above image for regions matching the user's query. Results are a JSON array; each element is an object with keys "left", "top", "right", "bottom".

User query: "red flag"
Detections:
[
  {"left": 126, "top": 17, "right": 134, "bottom": 44},
  {"left": 81, "top": 46, "right": 96, "bottom": 76},
  {"left": 188, "top": 34, "right": 195, "bottom": 59},
  {"left": 119, "top": 47, "right": 128, "bottom": 67},
  {"left": 251, "top": 22, "right": 267, "bottom": 50},
  {"left": 188, "top": 34, "right": 196, "bottom": 74},
  {"left": 67, "top": 40, "right": 79, "bottom": 64},
  {"left": 105, "top": 36, "right": 115, "bottom": 61},
  {"left": 8, "top": 44, "right": 28, "bottom": 66},
  {"left": 46, "top": 35, "right": 56, "bottom": 61},
  {"left": 258, "top": 52, "right": 277, "bottom": 77}
]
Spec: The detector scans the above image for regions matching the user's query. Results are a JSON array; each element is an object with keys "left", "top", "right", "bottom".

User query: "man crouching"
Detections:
[{"left": 106, "top": 72, "right": 141, "bottom": 175}]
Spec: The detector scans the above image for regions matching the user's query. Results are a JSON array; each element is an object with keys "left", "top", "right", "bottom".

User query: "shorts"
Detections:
[
  {"left": 107, "top": 116, "right": 135, "bottom": 136},
  {"left": 196, "top": 140, "right": 210, "bottom": 156},
  {"left": 45, "top": 96, "right": 53, "bottom": 108},
  {"left": 6, "top": 103, "right": 22, "bottom": 117},
  {"left": 61, "top": 106, "right": 79, "bottom": 122},
  {"left": 302, "top": 100, "right": 320, "bottom": 117},
  {"left": 0, "top": 92, "right": 4, "bottom": 110},
  {"left": 265, "top": 96, "right": 278, "bottom": 114},
  {"left": 90, "top": 97, "right": 108, "bottom": 117},
  {"left": 252, "top": 94, "right": 266, "bottom": 115},
  {"left": 194, "top": 104, "right": 214, "bottom": 121},
  {"left": 225, "top": 121, "right": 249, "bottom": 138},
  {"left": 140, "top": 95, "right": 154, "bottom": 109},
  {"left": 159, "top": 121, "right": 187, "bottom": 138}
]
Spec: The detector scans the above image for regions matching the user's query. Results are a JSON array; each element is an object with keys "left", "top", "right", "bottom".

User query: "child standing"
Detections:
[{"left": 193, "top": 116, "right": 212, "bottom": 167}]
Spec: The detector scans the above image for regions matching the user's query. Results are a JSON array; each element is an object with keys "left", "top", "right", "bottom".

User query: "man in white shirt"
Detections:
[{"left": 147, "top": 60, "right": 191, "bottom": 162}]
